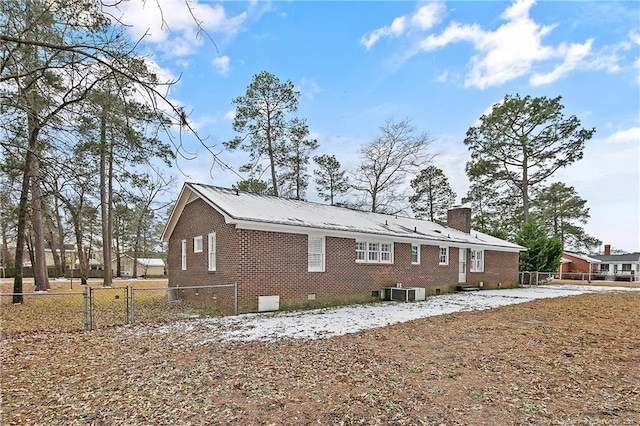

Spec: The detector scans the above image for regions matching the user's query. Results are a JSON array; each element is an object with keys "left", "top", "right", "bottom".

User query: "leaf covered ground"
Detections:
[{"left": 1, "top": 291, "right": 639, "bottom": 425}]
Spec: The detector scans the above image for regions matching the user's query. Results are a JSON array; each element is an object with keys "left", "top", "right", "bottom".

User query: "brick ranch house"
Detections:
[
  {"left": 557, "top": 252, "right": 601, "bottom": 279},
  {"left": 161, "top": 183, "right": 524, "bottom": 313}
]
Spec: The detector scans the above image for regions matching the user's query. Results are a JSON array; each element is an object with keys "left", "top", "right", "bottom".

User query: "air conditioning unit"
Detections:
[{"left": 388, "top": 287, "right": 426, "bottom": 302}]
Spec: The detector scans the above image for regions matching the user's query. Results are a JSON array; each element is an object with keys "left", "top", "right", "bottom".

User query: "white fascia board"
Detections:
[{"left": 161, "top": 186, "right": 191, "bottom": 242}]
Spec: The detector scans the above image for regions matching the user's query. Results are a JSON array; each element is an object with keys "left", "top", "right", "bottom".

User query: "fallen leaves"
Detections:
[{"left": 1, "top": 292, "right": 639, "bottom": 425}]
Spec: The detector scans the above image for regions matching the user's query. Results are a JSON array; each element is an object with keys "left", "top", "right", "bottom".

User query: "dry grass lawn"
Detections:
[{"left": 1, "top": 289, "right": 639, "bottom": 425}]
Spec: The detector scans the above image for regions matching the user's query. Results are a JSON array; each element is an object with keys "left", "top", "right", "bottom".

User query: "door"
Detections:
[{"left": 458, "top": 248, "right": 467, "bottom": 283}]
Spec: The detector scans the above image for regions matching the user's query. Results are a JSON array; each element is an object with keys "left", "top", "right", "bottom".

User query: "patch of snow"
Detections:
[{"left": 150, "top": 285, "right": 639, "bottom": 344}]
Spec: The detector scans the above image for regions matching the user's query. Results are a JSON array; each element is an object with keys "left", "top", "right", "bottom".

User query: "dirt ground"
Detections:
[{"left": 1, "top": 290, "right": 639, "bottom": 425}]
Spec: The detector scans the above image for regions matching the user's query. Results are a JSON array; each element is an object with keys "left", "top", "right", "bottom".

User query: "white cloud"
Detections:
[
  {"left": 585, "top": 32, "right": 639, "bottom": 75},
  {"left": 108, "top": 1, "right": 247, "bottom": 57},
  {"left": 212, "top": 56, "right": 231, "bottom": 75},
  {"left": 435, "top": 70, "right": 449, "bottom": 82},
  {"left": 530, "top": 39, "right": 593, "bottom": 86},
  {"left": 412, "top": 3, "right": 446, "bottom": 30},
  {"left": 434, "top": 69, "right": 460, "bottom": 83},
  {"left": 394, "top": 0, "right": 638, "bottom": 89},
  {"left": 223, "top": 109, "right": 236, "bottom": 121},
  {"left": 630, "top": 30, "right": 640, "bottom": 83},
  {"left": 175, "top": 58, "right": 193, "bottom": 68},
  {"left": 420, "top": 0, "right": 558, "bottom": 88},
  {"left": 361, "top": 2, "right": 445, "bottom": 49},
  {"left": 297, "top": 78, "right": 322, "bottom": 100},
  {"left": 602, "top": 126, "right": 640, "bottom": 144}
]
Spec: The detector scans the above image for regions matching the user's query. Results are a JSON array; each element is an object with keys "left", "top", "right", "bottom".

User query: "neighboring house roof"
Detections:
[
  {"left": 137, "top": 258, "right": 165, "bottom": 267},
  {"left": 563, "top": 252, "right": 601, "bottom": 263},
  {"left": 162, "top": 183, "right": 524, "bottom": 253},
  {"left": 112, "top": 255, "right": 165, "bottom": 267},
  {"left": 592, "top": 253, "right": 640, "bottom": 263}
]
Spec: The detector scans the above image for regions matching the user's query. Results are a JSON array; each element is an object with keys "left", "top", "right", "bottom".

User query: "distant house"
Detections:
[
  {"left": 591, "top": 245, "right": 640, "bottom": 282},
  {"left": 162, "top": 183, "right": 525, "bottom": 313},
  {"left": 558, "top": 252, "right": 601, "bottom": 279},
  {"left": 112, "top": 255, "right": 166, "bottom": 277}
]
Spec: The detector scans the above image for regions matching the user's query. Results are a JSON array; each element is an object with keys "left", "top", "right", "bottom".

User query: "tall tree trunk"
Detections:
[
  {"left": 429, "top": 185, "right": 435, "bottom": 222},
  {"left": 107, "top": 141, "right": 114, "bottom": 281},
  {"left": 132, "top": 215, "right": 144, "bottom": 278},
  {"left": 266, "top": 121, "right": 278, "bottom": 197},
  {"left": 54, "top": 198, "right": 67, "bottom": 277},
  {"left": 30, "top": 145, "right": 50, "bottom": 291},
  {"left": 1, "top": 221, "right": 9, "bottom": 278},
  {"left": 100, "top": 106, "right": 112, "bottom": 286},
  {"left": 113, "top": 211, "right": 122, "bottom": 278},
  {"left": 522, "top": 153, "right": 529, "bottom": 222},
  {"left": 12, "top": 149, "right": 34, "bottom": 303},
  {"left": 72, "top": 217, "right": 88, "bottom": 285}
]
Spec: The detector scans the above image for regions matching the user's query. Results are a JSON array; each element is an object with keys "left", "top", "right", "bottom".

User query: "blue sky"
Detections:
[{"left": 114, "top": 0, "right": 640, "bottom": 252}]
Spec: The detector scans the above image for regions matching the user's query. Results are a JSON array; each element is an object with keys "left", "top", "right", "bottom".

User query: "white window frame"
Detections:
[
  {"left": 356, "top": 241, "right": 366, "bottom": 261},
  {"left": 470, "top": 249, "right": 484, "bottom": 272},
  {"left": 193, "top": 235, "right": 203, "bottom": 253},
  {"left": 356, "top": 240, "right": 394, "bottom": 264},
  {"left": 439, "top": 247, "right": 449, "bottom": 265},
  {"left": 308, "top": 235, "right": 325, "bottom": 272},
  {"left": 208, "top": 232, "right": 216, "bottom": 271},
  {"left": 181, "top": 239, "right": 187, "bottom": 270},
  {"left": 411, "top": 244, "right": 420, "bottom": 265},
  {"left": 368, "top": 242, "right": 379, "bottom": 262}
]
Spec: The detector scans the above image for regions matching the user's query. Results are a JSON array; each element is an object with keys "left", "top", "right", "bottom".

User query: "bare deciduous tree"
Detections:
[{"left": 350, "top": 118, "right": 435, "bottom": 214}]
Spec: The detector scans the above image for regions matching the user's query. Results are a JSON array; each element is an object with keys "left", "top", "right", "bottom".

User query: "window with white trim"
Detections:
[
  {"left": 181, "top": 239, "right": 187, "bottom": 270},
  {"left": 208, "top": 232, "right": 216, "bottom": 271},
  {"left": 356, "top": 240, "right": 394, "bottom": 264},
  {"left": 193, "top": 235, "right": 203, "bottom": 253},
  {"left": 470, "top": 249, "right": 484, "bottom": 272},
  {"left": 411, "top": 244, "right": 420, "bottom": 265},
  {"left": 439, "top": 247, "right": 449, "bottom": 265},
  {"left": 308, "top": 235, "right": 325, "bottom": 272},
  {"left": 356, "top": 242, "right": 366, "bottom": 261},
  {"left": 380, "top": 243, "right": 392, "bottom": 262}
]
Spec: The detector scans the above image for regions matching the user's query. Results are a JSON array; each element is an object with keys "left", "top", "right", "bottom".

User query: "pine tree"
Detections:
[
  {"left": 313, "top": 154, "right": 349, "bottom": 206},
  {"left": 409, "top": 166, "right": 456, "bottom": 223}
]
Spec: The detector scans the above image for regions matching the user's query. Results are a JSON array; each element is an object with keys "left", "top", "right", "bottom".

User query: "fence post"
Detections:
[
  {"left": 125, "top": 286, "right": 130, "bottom": 325},
  {"left": 130, "top": 287, "right": 135, "bottom": 324},
  {"left": 83, "top": 286, "right": 90, "bottom": 330},
  {"left": 89, "top": 287, "right": 95, "bottom": 330}
]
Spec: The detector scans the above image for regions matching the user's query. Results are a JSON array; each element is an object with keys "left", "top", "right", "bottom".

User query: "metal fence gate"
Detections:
[{"left": 89, "top": 286, "right": 129, "bottom": 330}]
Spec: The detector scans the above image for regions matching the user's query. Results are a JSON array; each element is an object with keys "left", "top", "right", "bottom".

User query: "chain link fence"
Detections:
[
  {"left": 0, "top": 283, "right": 236, "bottom": 336},
  {"left": 130, "top": 284, "right": 237, "bottom": 325},
  {"left": 518, "top": 271, "right": 555, "bottom": 286}
]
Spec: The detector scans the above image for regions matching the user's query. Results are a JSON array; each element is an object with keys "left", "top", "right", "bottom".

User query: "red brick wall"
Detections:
[
  {"left": 167, "top": 198, "right": 240, "bottom": 287},
  {"left": 561, "top": 253, "right": 597, "bottom": 273},
  {"left": 447, "top": 207, "right": 471, "bottom": 233},
  {"left": 168, "top": 199, "right": 521, "bottom": 312},
  {"left": 235, "top": 235, "right": 462, "bottom": 311},
  {"left": 465, "top": 250, "right": 520, "bottom": 289}
]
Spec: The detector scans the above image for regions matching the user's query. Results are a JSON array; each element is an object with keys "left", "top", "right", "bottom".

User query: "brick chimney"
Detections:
[
  {"left": 604, "top": 244, "right": 611, "bottom": 255},
  {"left": 447, "top": 207, "right": 471, "bottom": 233}
]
